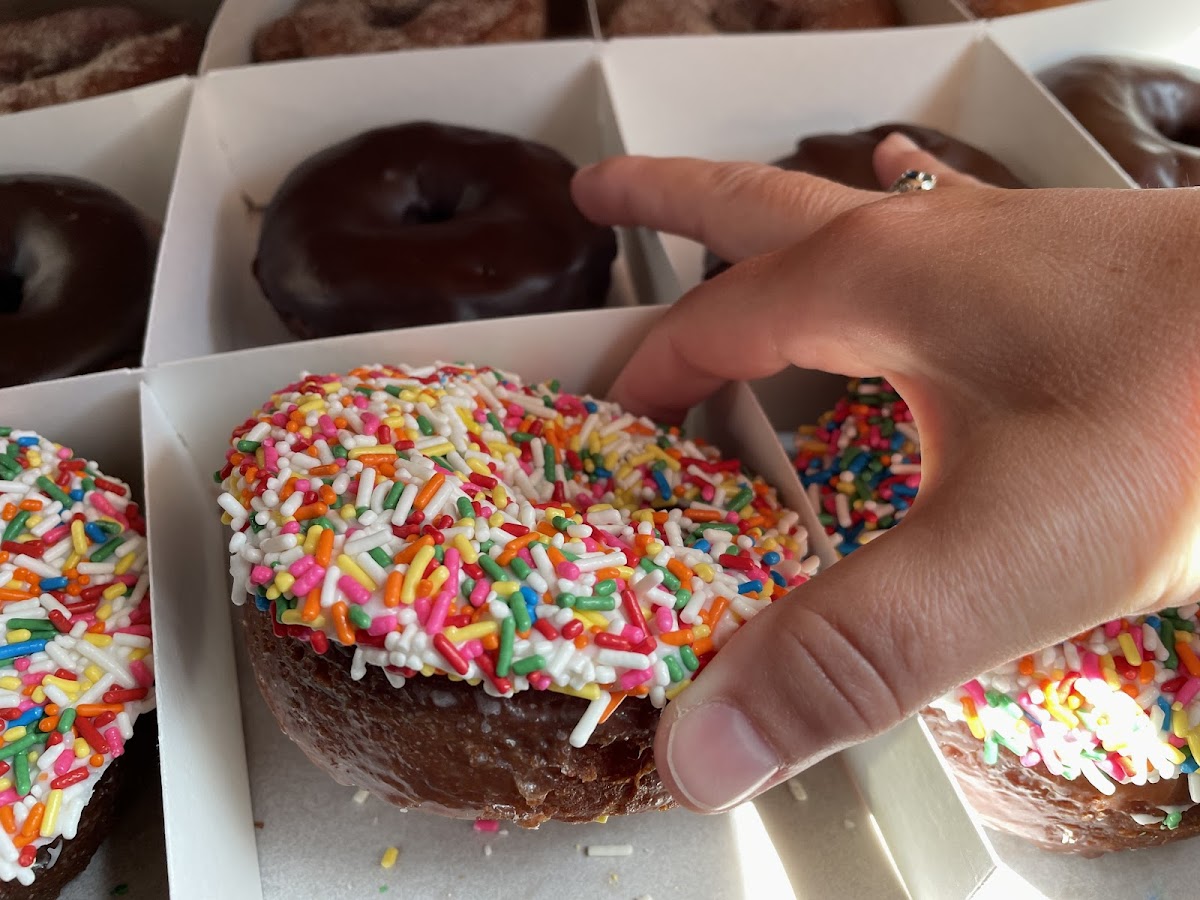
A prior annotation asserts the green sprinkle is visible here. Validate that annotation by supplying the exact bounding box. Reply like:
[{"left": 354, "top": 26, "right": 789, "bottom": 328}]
[
  {"left": 383, "top": 481, "right": 405, "bottom": 510},
  {"left": 236, "top": 440, "right": 261, "bottom": 453},
  {"left": 461, "top": 577, "right": 476, "bottom": 598},
  {"left": 348, "top": 605, "right": 372, "bottom": 629},
  {"left": 1164, "top": 811, "right": 1183, "bottom": 830},
  {"left": 456, "top": 497, "right": 475, "bottom": 520},
  {"left": 486, "top": 412, "right": 504, "bottom": 433},
  {"left": 433, "top": 544, "right": 445, "bottom": 562},
  {"left": 725, "top": 486, "right": 753, "bottom": 512},
  {"left": 0, "top": 733, "right": 41, "bottom": 762},
  {"left": 543, "top": 445, "right": 556, "bottom": 481},
  {"left": 510, "top": 557, "right": 532, "bottom": 580},
  {"left": 665, "top": 655, "right": 685, "bottom": 683},
  {"left": 311, "top": 516, "right": 336, "bottom": 533},
  {"left": 4, "top": 619, "right": 55, "bottom": 633},
  {"left": 416, "top": 415, "right": 435, "bottom": 436},
  {"left": 512, "top": 655, "right": 546, "bottom": 675},
  {"left": 556, "top": 593, "right": 577, "bottom": 609},
  {"left": 478, "top": 540, "right": 495, "bottom": 555},
  {"left": 680, "top": 646, "right": 699, "bottom": 671},
  {"left": 575, "top": 596, "right": 617, "bottom": 611},
  {"left": 479, "top": 555, "right": 506, "bottom": 583},
  {"left": 511, "top": 432, "right": 534, "bottom": 443},
  {"left": 14, "top": 751, "right": 30, "bottom": 797},
  {"left": 552, "top": 516, "right": 572, "bottom": 532},
  {"left": 369, "top": 547, "right": 392, "bottom": 569},
  {"left": 594, "top": 579, "right": 617, "bottom": 596},
  {"left": 81, "top": 477, "right": 96, "bottom": 493},
  {"left": 385, "top": 385, "right": 403, "bottom": 398},
  {"left": 57, "top": 708, "right": 76, "bottom": 734},
  {"left": 3, "top": 510, "right": 30, "bottom": 542},
  {"left": 497, "top": 616, "right": 515, "bottom": 677},
  {"left": 332, "top": 445, "right": 349, "bottom": 459},
  {"left": 673, "top": 590, "right": 691, "bottom": 611},
  {"left": 90, "top": 536, "right": 125, "bottom": 562},
  {"left": 94, "top": 520, "right": 122, "bottom": 535},
  {"left": 0, "top": 428, "right": 10, "bottom": 437},
  {"left": 508, "top": 595, "right": 531, "bottom": 634},
  {"left": 697, "top": 522, "right": 740, "bottom": 536},
  {"left": 660, "top": 570, "right": 681, "bottom": 592},
  {"left": 982, "top": 736, "right": 999, "bottom": 766}
]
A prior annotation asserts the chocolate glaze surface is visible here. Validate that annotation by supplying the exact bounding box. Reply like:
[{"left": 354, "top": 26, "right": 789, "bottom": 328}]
[
  {"left": 0, "top": 176, "right": 157, "bottom": 388},
  {"left": 253, "top": 122, "right": 617, "bottom": 339},
  {"left": 241, "top": 604, "right": 672, "bottom": 826},
  {"left": 923, "top": 711, "right": 1200, "bottom": 855},
  {"left": 1042, "top": 56, "right": 1200, "bottom": 189},
  {"left": 704, "top": 123, "right": 1024, "bottom": 278}
]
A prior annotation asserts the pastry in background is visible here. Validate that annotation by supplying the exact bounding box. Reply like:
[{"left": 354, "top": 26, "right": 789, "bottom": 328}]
[
  {"left": 600, "top": 0, "right": 900, "bottom": 36},
  {"left": 253, "top": 0, "right": 548, "bottom": 62},
  {"left": 253, "top": 122, "right": 617, "bottom": 338},
  {"left": 0, "top": 5, "right": 202, "bottom": 114},
  {"left": 961, "top": 0, "right": 1090, "bottom": 17},
  {"left": 1041, "top": 56, "right": 1200, "bottom": 189},
  {"left": 0, "top": 175, "right": 158, "bottom": 387}
]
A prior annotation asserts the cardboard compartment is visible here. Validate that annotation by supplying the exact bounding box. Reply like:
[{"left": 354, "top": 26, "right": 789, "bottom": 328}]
[
  {"left": 146, "top": 42, "right": 662, "bottom": 367},
  {"left": 604, "top": 22, "right": 1129, "bottom": 297},
  {"left": 0, "top": 76, "right": 192, "bottom": 227},
  {"left": 0, "top": 371, "right": 167, "bottom": 899},
  {"left": 989, "top": 0, "right": 1200, "bottom": 188},
  {"left": 202, "top": 0, "right": 593, "bottom": 71},
  {"left": 593, "top": 0, "right": 968, "bottom": 35},
  {"left": 140, "top": 304, "right": 920, "bottom": 899}
]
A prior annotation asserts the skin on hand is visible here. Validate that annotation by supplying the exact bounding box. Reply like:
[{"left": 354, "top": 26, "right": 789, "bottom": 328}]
[{"left": 570, "top": 134, "right": 1200, "bottom": 814}]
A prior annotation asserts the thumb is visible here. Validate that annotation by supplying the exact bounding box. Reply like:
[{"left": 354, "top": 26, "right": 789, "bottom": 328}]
[{"left": 872, "top": 131, "right": 986, "bottom": 190}]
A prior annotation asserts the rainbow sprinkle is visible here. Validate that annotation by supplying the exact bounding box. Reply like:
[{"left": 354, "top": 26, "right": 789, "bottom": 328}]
[
  {"left": 216, "top": 364, "right": 818, "bottom": 746},
  {"left": 0, "top": 430, "right": 152, "bottom": 886},
  {"left": 794, "top": 377, "right": 919, "bottom": 557}
]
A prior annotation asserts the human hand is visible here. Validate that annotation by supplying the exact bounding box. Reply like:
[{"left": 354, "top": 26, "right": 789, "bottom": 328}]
[{"left": 570, "top": 134, "right": 1200, "bottom": 813}]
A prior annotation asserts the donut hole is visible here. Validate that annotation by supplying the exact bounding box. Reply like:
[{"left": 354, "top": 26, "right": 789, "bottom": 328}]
[
  {"left": 1165, "top": 123, "right": 1200, "bottom": 148},
  {"left": 400, "top": 182, "right": 489, "bottom": 226},
  {"left": 368, "top": 1, "right": 428, "bottom": 30},
  {"left": 0, "top": 272, "right": 23, "bottom": 314}
]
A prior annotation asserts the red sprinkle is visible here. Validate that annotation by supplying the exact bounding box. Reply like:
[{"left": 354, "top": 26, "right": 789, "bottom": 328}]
[
  {"left": 432, "top": 633, "right": 470, "bottom": 676},
  {"left": 50, "top": 767, "right": 89, "bottom": 790}
]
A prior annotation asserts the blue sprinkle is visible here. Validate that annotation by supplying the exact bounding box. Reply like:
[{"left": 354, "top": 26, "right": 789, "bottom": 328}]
[
  {"left": 519, "top": 585, "right": 539, "bottom": 616},
  {"left": 652, "top": 470, "right": 671, "bottom": 501},
  {"left": 1157, "top": 696, "right": 1173, "bottom": 724},
  {"left": 84, "top": 523, "right": 107, "bottom": 544},
  {"left": 0, "top": 639, "right": 48, "bottom": 661},
  {"left": 8, "top": 707, "right": 44, "bottom": 729},
  {"left": 770, "top": 571, "right": 786, "bottom": 588},
  {"left": 254, "top": 594, "right": 270, "bottom": 612},
  {"left": 891, "top": 485, "right": 918, "bottom": 498},
  {"left": 584, "top": 401, "right": 598, "bottom": 413},
  {"left": 1183, "top": 757, "right": 1200, "bottom": 774},
  {"left": 737, "top": 580, "right": 764, "bottom": 595},
  {"left": 593, "top": 468, "right": 611, "bottom": 480},
  {"left": 692, "top": 539, "right": 711, "bottom": 554},
  {"left": 838, "top": 541, "right": 859, "bottom": 556},
  {"left": 69, "top": 490, "right": 85, "bottom": 502},
  {"left": 762, "top": 551, "right": 781, "bottom": 566},
  {"left": 15, "top": 437, "right": 38, "bottom": 447},
  {"left": 39, "top": 577, "right": 69, "bottom": 592},
  {"left": 848, "top": 455, "right": 869, "bottom": 474},
  {"left": 1146, "top": 616, "right": 1161, "bottom": 629}
]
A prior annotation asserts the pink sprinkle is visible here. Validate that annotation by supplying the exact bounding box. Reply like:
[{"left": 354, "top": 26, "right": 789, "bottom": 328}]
[
  {"left": 474, "top": 819, "right": 500, "bottom": 833},
  {"left": 249, "top": 565, "right": 274, "bottom": 586},
  {"left": 56, "top": 447, "right": 72, "bottom": 460},
  {"left": 368, "top": 615, "right": 398, "bottom": 636},
  {"left": 581, "top": 537, "right": 600, "bottom": 552},
  {"left": 621, "top": 625, "right": 645, "bottom": 644},
  {"left": 528, "top": 672, "right": 551, "bottom": 691},
  {"left": 1082, "top": 651, "right": 1101, "bottom": 680},
  {"left": 19, "top": 674, "right": 41, "bottom": 687},
  {"left": 962, "top": 680, "right": 986, "bottom": 707},
  {"left": 1019, "top": 751, "right": 1041, "bottom": 768},
  {"left": 654, "top": 607, "right": 674, "bottom": 633},
  {"left": 1103, "top": 620, "right": 1122, "bottom": 639},
  {"left": 130, "top": 660, "right": 153, "bottom": 688},
  {"left": 295, "top": 480, "right": 311, "bottom": 493},
  {"left": 337, "top": 576, "right": 370, "bottom": 606},
  {"left": 414, "top": 597, "right": 431, "bottom": 626},
  {"left": 263, "top": 446, "right": 279, "bottom": 474},
  {"left": 105, "top": 728, "right": 125, "bottom": 758},
  {"left": 557, "top": 561, "right": 580, "bottom": 579},
  {"left": 1178, "top": 678, "right": 1200, "bottom": 708},
  {"left": 1169, "top": 734, "right": 1187, "bottom": 748},
  {"left": 724, "top": 512, "right": 739, "bottom": 524},
  {"left": 461, "top": 639, "right": 484, "bottom": 660},
  {"left": 0, "top": 790, "right": 17, "bottom": 806},
  {"left": 426, "top": 594, "right": 452, "bottom": 635},
  {"left": 53, "top": 753, "right": 73, "bottom": 777},
  {"left": 113, "top": 625, "right": 152, "bottom": 637},
  {"left": 42, "top": 524, "right": 71, "bottom": 545},
  {"left": 292, "top": 567, "right": 326, "bottom": 596},
  {"left": 469, "top": 579, "right": 491, "bottom": 608},
  {"left": 618, "top": 668, "right": 653, "bottom": 691},
  {"left": 361, "top": 413, "right": 380, "bottom": 436},
  {"left": 281, "top": 521, "right": 300, "bottom": 535},
  {"left": 289, "top": 556, "right": 317, "bottom": 578},
  {"left": 13, "top": 659, "right": 28, "bottom": 673},
  {"left": 517, "top": 548, "right": 534, "bottom": 568}
]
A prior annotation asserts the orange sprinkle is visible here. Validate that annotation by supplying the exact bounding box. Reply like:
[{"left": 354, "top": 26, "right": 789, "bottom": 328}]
[
  {"left": 497, "top": 532, "right": 539, "bottom": 566},
  {"left": 331, "top": 602, "right": 354, "bottom": 646},
  {"left": 482, "top": 634, "right": 499, "bottom": 652},
  {"left": 599, "top": 693, "right": 627, "bottom": 724},
  {"left": 703, "top": 596, "right": 729, "bottom": 627},
  {"left": 43, "top": 705, "right": 58, "bottom": 717},
  {"left": 413, "top": 472, "right": 445, "bottom": 511},
  {"left": 1018, "top": 655, "right": 1035, "bottom": 677},
  {"left": 308, "top": 464, "right": 339, "bottom": 477},
  {"left": 1139, "top": 661, "right": 1155, "bottom": 685},
  {"left": 300, "top": 588, "right": 321, "bottom": 623},
  {"left": 16, "top": 499, "right": 42, "bottom": 512},
  {"left": 19, "top": 804, "right": 43, "bottom": 839},
  {"left": 1120, "top": 684, "right": 1140, "bottom": 700},
  {"left": 383, "top": 570, "right": 403, "bottom": 608},
  {"left": 318, "top": 485, "right": 337, "bottom": 505},
  {"left": 0, "top": 807, "right": 15, "bottom": 835},
  {"left": 666, "top": 559, "right": 693, "bottom": 583},
  {"left": 394, "top": 535, "right": 433, "bottom": 566},
  {"left": 692, "top": 637, "right": 714, "bottom": 656},
  {"left": 0, "top": 589, "right": 36, "bottom": 602},
  {"left": 660, "top": 629, "right": 695, "bottom": 646},
  {"left": 294, "top": 502, "right": 328, "bottom": 521},
  {"left": 89, "top": 754, "right": 105, "bottom": 768},
  {"left": 0, "top": 504, "right": 14, "bottom": 522},
  {"left": 1177, "top": 639, "right": 1200, "bottom": 677},
  {"left": 76, "top": 704, "right": 122, "bottom": 717},
  {"left": 595, "top": 567, "right": 623, "bottom": 582},
  {"left": 315, "top": 529, "right": 335, "bottom": 567},
  {"left": 38, "top": 716, "right": 58, "bottom": 733},
  {"left": 356, "top": 455, "right": 395, "bottom": 467},
  {"left": 573, "top": 635, "right": 588, "bottom": 650},
  {"left": 686, "top": 509, "right": 723, "bottom": 523},
  {"left": 547, "top": 546, "right": 567, "bottom": 568}
]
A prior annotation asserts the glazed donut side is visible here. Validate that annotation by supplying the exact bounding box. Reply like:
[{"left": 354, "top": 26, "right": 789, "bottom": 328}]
[
  {"left": 253, "top": 122, "right": 617, "bottom": 338},
  {"left": 0, "top": 176, "right": 158, "bottom": 387},
  {"left": 1041, "top": 57, "right": 1200, "bottom": 189},
  {"left": 253, "top": 0, "right": 547, "bottom": 63}
]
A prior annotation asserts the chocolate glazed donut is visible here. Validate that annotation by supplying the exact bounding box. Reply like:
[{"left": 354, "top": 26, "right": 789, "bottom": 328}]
[
  {"left": 1041, "top": 57, "right": 1200, "bottom": 189},
  {"left": 704, "top": 123, "right": 1024, "bottom": 278},
  {"left": 0, "top": 176, "right": 157, "bottom": 388},
  {"left": 241, "top": 605, "right": 671, "bottom": 826},
  {"left": 253, "top": 123, "right": 618, "bottom": 339}
]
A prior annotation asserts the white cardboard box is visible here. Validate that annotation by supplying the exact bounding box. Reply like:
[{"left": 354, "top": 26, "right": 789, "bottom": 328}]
[
  {"left": 603, "top": 22, "right": 1129, "bottom": 295},
  {"left": 0, "top": 371, "right": 169, "bottom": 899},
  {"left": 989, "top": 0, "right": 1200, "bottom": 189},
  {"left": 145, "top": 41, "right": 660, "bottom": 367},
  {"left": 139, "top": 304, "right": 920, "bottom": 900}
]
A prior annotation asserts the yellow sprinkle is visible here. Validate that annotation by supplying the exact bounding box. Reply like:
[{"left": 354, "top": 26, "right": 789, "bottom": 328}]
[
  {"left": 964, "top": 710, "right": 986, "bottom": 741},
  {"left": 84, "top": 666, "right": 103, "bottom": 684},
  {"left": 2, "top": 727, "right": 26, "bottom": 743},
  {"left": 488, "top": 512, "right": 505, "bottom": 528},
  {"left": 1165, "top": 743, "right": 1188, "bottom": 765},
  {"left": 0, "top": 778, "right": 10, "bottom": 792},
  {"left": 544, "top": 507, "right": 564, "bottom": 522},
  {"left": 64, "top": 552, "right": 81, "bottom": 572},
  {"left": 381, "top": 846, "right": 399, "bottom": 869},
  {"left": 645, "top": 541, "right": 664, "bottom": 557},
  {"left": 42, "top": 676, "right": 80, "bottom": 694},
  {"left": 651, "top": 446, "right": 681, "bottom": 471},
  {"left": 280, "top": 610, "right": 302, "bottom": 626},
  {"left": 695, "top": 564, "right": 715, "bottom": 584},
  {"left": 402, "top": 545, "right": 436, "bottom": 603},
  {"left": 1117, "top": 633, "right": 1142, "bottom": 667},
  {"left": 265, "top": 586, "right": 281, "bottom": 601},
  {"left": 296, "top": 398, "right": 325, "bottom": 413},
  {"left": 576, "top": 611, "right": 608, "bottom": 630},
  {"left": 453, "top": 534, "right": 478, "bottom": 565},
  {"left": 615, "top": 566, "right": 634, "bottom": 581},
  {"left": 382, "top": 416, "right": 408, "bottom": 428},
  {"left": 421, "top": 443, "right": 454, "bottom": 458},
  {"left": 129, "top": 649, "right": 149, "bottom": 661},
  {"left": 102, "top": 583, "right": 127, "bottom": 602},
  {"left": 492, "top": 582, "right": 520, "bottom": 598},
  {"left": 274, "top": 572, "right": 296, "bottom": 594},
  {"left": 425, "top": 566, "right": 449, "bottom": 597},
  {"left": 692, "top": 624, "right": 712, "bottom": 640},
  {"left": 29, "top": 688, "right": 44, "bottom": 704},
  {"left": 5, "top": 630, "right": 30, "bottom": 644},
  {"left": 466, "top": 457, "right": 491, "bottom": 476},
  {"left": 337, "top": 555, "right": 378, "bottom": 591},
  {"left": 456, "top": 408, "right": 482, "bottom": 435},
  {"left": 303, "top": 525, "right": 324, "bottom": 555},
  {"left": 83, "top": 634, "right": 113, "bottom": 647},
  {"left": 73, "top": 739, "right": 89, "bottom": 759},
  {"left": 443, "top": 622, "right": 499, "bottom": 643},
  {"left": 592, "top": 815, "right": 609, "bottom": 824},
  {"left": 220, "top": 513, "right": 232, "bottom": 526},
  {"left": 626, "top": 451, "right": 655, "bottom": 469},
  {"left": 665, "top": 680, "right": 692, "bottom": 701},
  {"left": 420, "top": 665, "right": 436, "bottom": 677},
  {"left": 587, "top": 504, "right": 614, "bottom": 513},
  {"left": 70, "top": 520, "right": 88, "bottom": 556},
  {"left": 615, "top": 466, "right": 633, "bottom": 482},
  {"left": 348, "top": 446, "right": 397, "bottom": 459},
  {"left": 321, "top": 382, "right": 342, "bottom": 394},
  {"left": 486, "top": 442, "right": 518, "bottom": 459},
  {"left": 298, "top": 427, "right": 313, "bottom": 440},
  {"left": 549, "top": 683, "right": 602, "bottom": 701},
  {"left": 340, "top": 505, "right": 358, "bottom": 521},
  {"left": 114, "top": 552, "right": 137, "bottom": 576},
  {"left": 0, "top": 677, "right": 19, "bottom": 691},
  {"left": 40, "top": 790, "right": 62, "bottom": 838},
  {"left": 96, "top": 603, "right": 112, "bottom": 622},
  {"left": 493, "top": 484, "right": 508, "bottom": 508}
]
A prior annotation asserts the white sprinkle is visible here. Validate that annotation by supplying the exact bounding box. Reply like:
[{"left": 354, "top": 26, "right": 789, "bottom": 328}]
[{"left": 585, "top": 844, "right": 633, "bottom": 857}]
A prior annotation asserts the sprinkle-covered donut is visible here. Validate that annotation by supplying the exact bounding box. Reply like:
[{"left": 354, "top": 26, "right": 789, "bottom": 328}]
[
  {"left": 252, "top": 0, "right": 547, "bottom": 63},
  {"left": 1041, "top": 57, "right": 1200, "bottom": 189},
  {"left": 0, "top": 5, "right": 202, "bottom": 115},
  {"left": 217, "top": 364, "right": 818, "bottom": 824},
  {"left": 0, "top": 430, "right": 153, "bottom": 889},
  {"left": 253, "top": 123, "right": 618, "bottom": 340},
  {"left": 600, "top": 0, "right": 899, "bottom": 35},
  {"left": 0, "top": 175, "right": 158, "bottom": 388}
]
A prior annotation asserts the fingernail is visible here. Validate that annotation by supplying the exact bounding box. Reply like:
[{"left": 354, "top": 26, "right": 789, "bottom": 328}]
[
  {"left": 879, "top": 131, "right": 919, "bottom": 152},
  {"left": 665, "top": 701, "right": 780, "bottom": 812}
]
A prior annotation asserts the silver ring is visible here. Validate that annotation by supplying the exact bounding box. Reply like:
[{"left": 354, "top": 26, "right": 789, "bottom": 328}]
[{"left": 888, "top": 170, "right": 937, "bottom": 193}]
